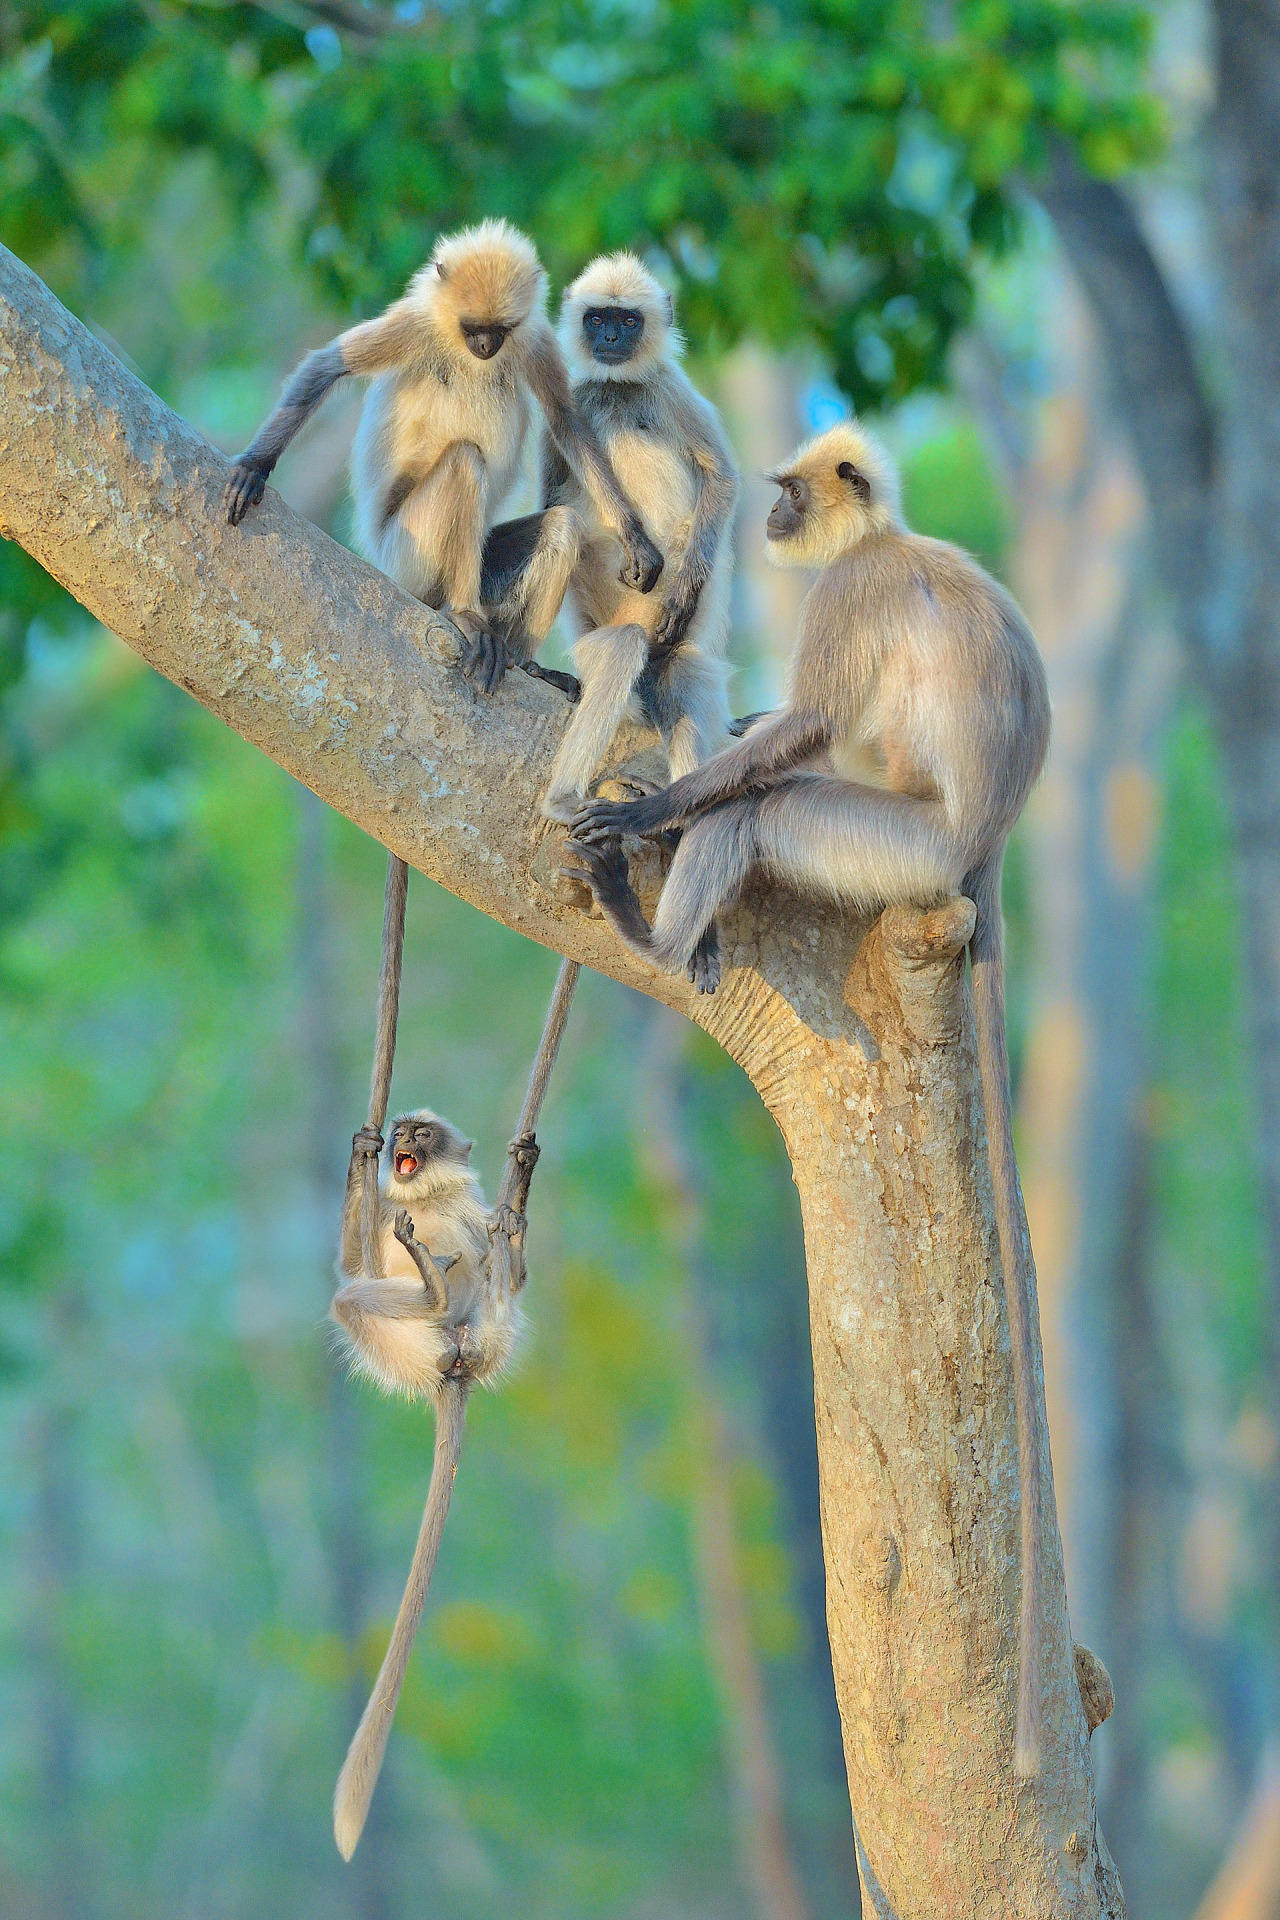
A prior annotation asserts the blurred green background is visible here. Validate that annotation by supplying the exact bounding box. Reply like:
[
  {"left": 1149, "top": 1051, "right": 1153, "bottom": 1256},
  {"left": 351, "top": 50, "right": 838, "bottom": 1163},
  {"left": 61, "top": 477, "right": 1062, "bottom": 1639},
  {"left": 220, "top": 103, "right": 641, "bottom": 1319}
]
[{"left": 0, "top": 4, "right": 1271, "bottom": 1916}]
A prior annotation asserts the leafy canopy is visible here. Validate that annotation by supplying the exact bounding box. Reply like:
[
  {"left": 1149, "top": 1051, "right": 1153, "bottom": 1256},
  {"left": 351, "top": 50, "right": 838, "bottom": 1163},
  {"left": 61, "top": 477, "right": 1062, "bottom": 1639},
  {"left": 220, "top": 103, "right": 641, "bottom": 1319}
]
[{"left": 4, "top": 0, "right": 1158, "bottom": 405}]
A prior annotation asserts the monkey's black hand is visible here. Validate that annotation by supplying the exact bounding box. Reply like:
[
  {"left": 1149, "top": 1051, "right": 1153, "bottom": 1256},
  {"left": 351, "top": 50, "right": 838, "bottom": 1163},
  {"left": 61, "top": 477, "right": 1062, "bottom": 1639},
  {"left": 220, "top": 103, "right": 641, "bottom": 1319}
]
[
  {"left": 353, "top": 1125, "right": 384, "bottom": 1160},
  {"left": 559, "top": 837, "right": 631, "bottom": 911},
  {"left": 508, "top": 1130, "right": 540, "bottom": 1172},
  {"left": 493, "top": 1203, "right": 527, "bottom": 1243},
  {"left": 619, "top": 520, "right": 664, "bottom": 595},
  {"left": 224, "top": 458, "right": 271, "bottom": 526},
  {"left": 451, "top": 610, "right": 507, "bottom": 695},
  {"left": 569, "top": 790, "right": 672, "bottom": 844},
  {"left": 392, "top": 1208, "right": 416, "bottom": 1247},
  {"left": 652, "top": 576, "right": 700, "bottom": 651}
]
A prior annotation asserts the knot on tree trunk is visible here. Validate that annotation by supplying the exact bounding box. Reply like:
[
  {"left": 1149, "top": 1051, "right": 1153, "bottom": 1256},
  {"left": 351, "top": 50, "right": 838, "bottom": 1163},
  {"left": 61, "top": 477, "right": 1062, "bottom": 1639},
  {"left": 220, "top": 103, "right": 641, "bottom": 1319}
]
[{"left": 847, "top": 897, "right": 976, "bottom": 1048}]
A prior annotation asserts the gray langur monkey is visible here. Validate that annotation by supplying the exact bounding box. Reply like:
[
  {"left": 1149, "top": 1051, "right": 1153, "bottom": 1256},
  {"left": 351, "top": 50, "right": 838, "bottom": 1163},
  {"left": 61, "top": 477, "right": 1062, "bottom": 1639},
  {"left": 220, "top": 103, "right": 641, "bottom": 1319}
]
[
  {"left": 540, "top": 253, "right": 738, "bottom": 822},
  {"left": 223, "top": 219, "right": 663, "bottom": 694},
  {"left": 329, "top": 1108, "right": 530, "bottom": 1858},
  {"left": 566, "top": 420, "right": 1053, "bottom": 1777}
]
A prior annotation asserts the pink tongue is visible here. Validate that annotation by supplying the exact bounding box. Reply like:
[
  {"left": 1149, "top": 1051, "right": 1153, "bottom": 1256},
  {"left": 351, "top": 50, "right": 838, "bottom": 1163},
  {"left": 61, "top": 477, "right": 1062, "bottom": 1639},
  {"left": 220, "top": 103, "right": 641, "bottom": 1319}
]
[{"left": 397, "top": 1156, "right": 415, "bottom": 1175}]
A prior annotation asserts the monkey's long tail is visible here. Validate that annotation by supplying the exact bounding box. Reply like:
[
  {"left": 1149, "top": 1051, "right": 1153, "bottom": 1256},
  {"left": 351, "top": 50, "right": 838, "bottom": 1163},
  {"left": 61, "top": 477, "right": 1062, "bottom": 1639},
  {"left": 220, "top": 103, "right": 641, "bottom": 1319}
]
[
  {"left": 969, "top": 852, "right": 1043, "bottom": 1779},
  {"left": 333, "top": 1378, "right": 468, "bottom": 1859}
]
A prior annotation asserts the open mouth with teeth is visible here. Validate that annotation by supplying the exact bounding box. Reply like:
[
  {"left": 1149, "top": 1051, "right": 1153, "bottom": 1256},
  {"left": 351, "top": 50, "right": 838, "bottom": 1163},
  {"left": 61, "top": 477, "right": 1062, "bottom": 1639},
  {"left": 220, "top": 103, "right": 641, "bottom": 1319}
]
[{"left": 394, "top": 1151, "right": 420, "bottom": 1179}]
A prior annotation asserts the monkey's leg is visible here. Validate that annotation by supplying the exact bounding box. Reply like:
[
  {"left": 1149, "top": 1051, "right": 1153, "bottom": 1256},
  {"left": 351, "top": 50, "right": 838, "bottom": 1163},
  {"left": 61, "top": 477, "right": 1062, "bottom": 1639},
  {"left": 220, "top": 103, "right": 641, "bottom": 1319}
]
[
  {"left": 646, "top": 799, "right": 758, "bottom": 980},
  {"left": 481, "top": 507, "right": 583, "bottom": 666},
  {"left": 749, "top": 776, "right": 960, "bottom": 910},
  {"left": 648, "top": 647, "right": 731, "bottom": 780},
  {"left": 541, "top": 623, "right": 649, "bottom": 823},
  {"left": 379, "top": 444, "right": 502, "bottom": 693},
  {"left": 331, "top": 1277, "right": 441, "bottom": 1329}
]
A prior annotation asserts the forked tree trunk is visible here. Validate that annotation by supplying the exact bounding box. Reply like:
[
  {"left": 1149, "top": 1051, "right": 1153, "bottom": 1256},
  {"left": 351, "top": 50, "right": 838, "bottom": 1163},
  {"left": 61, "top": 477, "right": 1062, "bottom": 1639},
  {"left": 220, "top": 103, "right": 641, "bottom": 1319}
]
[{"left": 0, "top": 244, "right": 1121, "bottom": 1918}]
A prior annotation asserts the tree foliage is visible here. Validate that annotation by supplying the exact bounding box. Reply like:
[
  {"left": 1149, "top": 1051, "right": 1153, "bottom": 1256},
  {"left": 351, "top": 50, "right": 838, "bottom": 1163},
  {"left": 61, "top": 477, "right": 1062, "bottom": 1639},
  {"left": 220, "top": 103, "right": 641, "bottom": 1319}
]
[{"left": 5, "top": 0, "right": 1157, "bottom": 406}]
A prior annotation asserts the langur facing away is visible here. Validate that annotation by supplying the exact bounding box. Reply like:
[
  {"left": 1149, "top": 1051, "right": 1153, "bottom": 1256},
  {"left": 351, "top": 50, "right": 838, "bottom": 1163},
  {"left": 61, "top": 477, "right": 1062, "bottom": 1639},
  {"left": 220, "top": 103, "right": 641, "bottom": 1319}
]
[
  {"left": 540, "top": 253, "right": 738, "bottom": 820},
  {"left": 224, "top": 220, "right": 662, "bottom": 693},
  {"left": 566, "top": 420, "right": 1053, "bottom": 1778},
  {"left": 329, "top": 1109, "right": 523, "bottom": 1859}
]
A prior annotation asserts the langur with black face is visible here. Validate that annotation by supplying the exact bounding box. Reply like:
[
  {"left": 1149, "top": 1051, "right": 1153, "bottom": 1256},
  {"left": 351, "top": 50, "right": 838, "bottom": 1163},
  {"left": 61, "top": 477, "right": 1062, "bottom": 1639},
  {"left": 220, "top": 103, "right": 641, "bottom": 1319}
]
[
  {"left": 223, "top": 220, "right": 662, "bottom": 693},
  {"left": 566, "top": 421, "right": 1053, "bottom": 1778},
  {"left": 329, "top": 1109, "right": 523, "bottom": 1858},
  {"left": 540, "top": 254, "right": 738, "bottom": 822}
]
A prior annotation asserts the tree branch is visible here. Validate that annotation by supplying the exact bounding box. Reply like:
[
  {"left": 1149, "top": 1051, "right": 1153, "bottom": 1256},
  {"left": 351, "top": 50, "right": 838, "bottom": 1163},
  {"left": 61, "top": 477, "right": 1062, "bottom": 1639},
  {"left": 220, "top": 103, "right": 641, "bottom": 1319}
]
[{"left": 1032, "top": 154, "right": 1216, "bottom": 664}]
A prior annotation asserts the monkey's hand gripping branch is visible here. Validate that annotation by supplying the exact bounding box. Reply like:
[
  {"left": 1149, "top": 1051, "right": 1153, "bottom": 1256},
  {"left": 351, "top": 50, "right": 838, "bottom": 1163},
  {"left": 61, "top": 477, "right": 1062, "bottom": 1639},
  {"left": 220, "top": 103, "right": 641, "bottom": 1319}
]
[{"left": 485, "top": 1131, "right": 541, "bottom": 1296}]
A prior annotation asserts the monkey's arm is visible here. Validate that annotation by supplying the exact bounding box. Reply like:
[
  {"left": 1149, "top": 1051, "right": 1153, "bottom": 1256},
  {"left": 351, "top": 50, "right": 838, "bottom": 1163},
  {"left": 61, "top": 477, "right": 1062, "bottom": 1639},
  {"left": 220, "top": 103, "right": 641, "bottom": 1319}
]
[
  {"left": 340, "top": 1125, "right": 385, "bottom": 1276},
  {"left": 570, "top": 705, "right": 830, "bottom": 842},
  {"left": 539, "top": 432, "right": 574, "bottom": 511},
  {"left": 523, "top": 326, "right": 663, "bottom": 594},
  {"left": 653, "top": 400, "right": 739, "bottom": 651},
  {"left": 391, "top": 1209, "right": 455, "bottom": 1313},
  {"left": 224, "top": 301, "right": 423, "bottom": 526}
]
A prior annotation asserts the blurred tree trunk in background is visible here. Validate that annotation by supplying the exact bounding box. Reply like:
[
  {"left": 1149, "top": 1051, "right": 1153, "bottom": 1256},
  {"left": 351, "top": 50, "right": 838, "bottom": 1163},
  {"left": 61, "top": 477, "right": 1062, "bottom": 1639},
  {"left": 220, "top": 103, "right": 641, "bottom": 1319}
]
[
  {"left": 639, "top": 1009, "right": 814, "bottom": 1920},
  {"left": 1037, "top": 0, "right": 1280, "bottom": 1676},
  {"left": 29, "top": 1286, "right": 85, "bottom": 1920},
  {"left": 974, "top": 277, "right": 1171, "bottom": 1656}
]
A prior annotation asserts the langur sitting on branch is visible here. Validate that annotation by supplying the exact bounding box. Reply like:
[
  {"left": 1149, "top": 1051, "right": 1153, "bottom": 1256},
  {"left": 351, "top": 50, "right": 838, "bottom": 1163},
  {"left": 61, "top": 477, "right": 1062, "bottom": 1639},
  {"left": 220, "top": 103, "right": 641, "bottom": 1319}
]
[
  {"left": 566, "top": 420, "right": 1054, "bottom": 1779},
  {"left": 224, "top": 220, "right": 662, "bottom": 694},
  {"left": 329, "top": 1107, "right": 534, "bottom": 1859},
  {"left": 540, "top": 253, "right": 738, "bottom": 822}
]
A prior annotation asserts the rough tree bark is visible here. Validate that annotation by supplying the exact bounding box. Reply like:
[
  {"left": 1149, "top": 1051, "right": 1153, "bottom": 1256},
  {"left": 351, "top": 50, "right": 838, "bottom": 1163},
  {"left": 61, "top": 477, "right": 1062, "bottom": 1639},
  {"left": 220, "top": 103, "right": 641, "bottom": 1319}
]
[{"left": 0, "top": 244, "right": 1121, "bottom": 1918}]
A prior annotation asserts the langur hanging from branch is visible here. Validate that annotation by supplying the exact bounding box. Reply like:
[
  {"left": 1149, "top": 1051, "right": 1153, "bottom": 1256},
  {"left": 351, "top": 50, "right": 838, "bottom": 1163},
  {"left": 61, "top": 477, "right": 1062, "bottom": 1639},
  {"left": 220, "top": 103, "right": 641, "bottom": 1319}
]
[{"left": 329, "top": 854, "right": 578, "bottom": 1857}]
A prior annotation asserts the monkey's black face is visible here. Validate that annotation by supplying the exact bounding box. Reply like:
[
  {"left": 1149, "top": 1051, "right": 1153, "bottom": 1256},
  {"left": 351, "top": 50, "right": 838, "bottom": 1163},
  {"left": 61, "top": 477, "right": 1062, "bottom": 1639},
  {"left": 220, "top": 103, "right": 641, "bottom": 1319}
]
[
  {"left": 389, "top": 1120, "right": 444, "bottom": 1181},
  {"left": 461, "top": 321, "right": 510, "bottom": 361},
  {"left": 582, "top": 306, "right": 644, "bottom": 365},
  {"left": 766, "top": 475, "right": 810, "bottom": 542}
]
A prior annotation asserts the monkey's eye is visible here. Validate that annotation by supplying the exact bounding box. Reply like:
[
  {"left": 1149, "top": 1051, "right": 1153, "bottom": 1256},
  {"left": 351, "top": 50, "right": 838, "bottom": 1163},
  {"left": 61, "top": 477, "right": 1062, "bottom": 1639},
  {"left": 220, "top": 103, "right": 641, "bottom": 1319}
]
[{"left": 623, "top": 314, "right": 640, "bottom": 329}]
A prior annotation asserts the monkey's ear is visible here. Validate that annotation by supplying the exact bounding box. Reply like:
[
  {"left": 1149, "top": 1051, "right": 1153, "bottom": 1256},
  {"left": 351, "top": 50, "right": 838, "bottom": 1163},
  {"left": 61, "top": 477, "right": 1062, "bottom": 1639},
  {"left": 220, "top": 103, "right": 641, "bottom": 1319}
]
[
  {"left": 838, "top": 461, "right": 872, "bottom": 503},
  {"left": 460, "top": 1137, "right": 474, "bottom": 1159},
  {"left": 664, "top": 293, "right": 674, "bottom": 327},
  {"left": 435, "top": 260, "right": 447, "bottom": 279}
]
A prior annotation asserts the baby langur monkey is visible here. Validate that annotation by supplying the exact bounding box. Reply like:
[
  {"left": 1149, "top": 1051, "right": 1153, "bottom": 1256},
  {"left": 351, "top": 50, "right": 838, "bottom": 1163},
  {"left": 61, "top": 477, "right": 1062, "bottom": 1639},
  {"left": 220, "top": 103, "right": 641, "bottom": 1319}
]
[
  {"left": 567, "top": 421, "right": 1053, "bottom": 1778},
  {"left": 224, "top": 219, "right": 662, "bottom": 694},
  {"left": 540, "top": 254, "right": 737, "bottom": 822},
  {"left": 329, "top": 1109, "right": 526, "bottom": 1859}
]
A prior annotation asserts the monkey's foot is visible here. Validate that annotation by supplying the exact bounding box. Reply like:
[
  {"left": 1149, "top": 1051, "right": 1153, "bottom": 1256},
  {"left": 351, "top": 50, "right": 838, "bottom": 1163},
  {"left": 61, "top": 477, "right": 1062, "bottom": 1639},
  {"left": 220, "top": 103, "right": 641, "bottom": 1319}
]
[
  {"left": 688, "top": 924, "right": 721, "bottom": 994},
  {"left": 454, "top": 611, "right": 506, "bottom": 695},
  {"left": 521, "top": 661, "right": 582, "bottom": 703},
  {"left": 613, "top": 775, "right": 663, "bottom": 802}
]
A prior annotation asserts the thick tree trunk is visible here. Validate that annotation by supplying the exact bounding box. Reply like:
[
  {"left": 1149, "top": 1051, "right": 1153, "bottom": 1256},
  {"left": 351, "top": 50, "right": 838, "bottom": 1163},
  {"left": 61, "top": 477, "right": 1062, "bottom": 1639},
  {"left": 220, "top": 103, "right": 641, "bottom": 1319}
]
[{"left": 0, "top": 244, "right": 1120, "bottom": 1917}]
